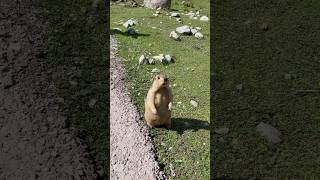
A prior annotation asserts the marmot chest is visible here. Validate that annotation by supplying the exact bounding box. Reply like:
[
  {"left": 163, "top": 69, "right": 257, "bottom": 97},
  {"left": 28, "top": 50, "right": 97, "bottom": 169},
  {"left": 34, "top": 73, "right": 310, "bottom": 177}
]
[{"left": 154, "top": 89, "right": 169, "bottom": 107}]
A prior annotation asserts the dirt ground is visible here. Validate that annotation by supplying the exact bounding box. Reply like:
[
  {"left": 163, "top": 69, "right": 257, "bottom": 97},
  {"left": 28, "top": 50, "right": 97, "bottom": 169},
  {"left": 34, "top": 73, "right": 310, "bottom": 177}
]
[
  {"left": 110, "top": 36, "right": 166, "bottom": 180},
  {"left": 0, "top": 1, "right": 98, "bottom": 179}
]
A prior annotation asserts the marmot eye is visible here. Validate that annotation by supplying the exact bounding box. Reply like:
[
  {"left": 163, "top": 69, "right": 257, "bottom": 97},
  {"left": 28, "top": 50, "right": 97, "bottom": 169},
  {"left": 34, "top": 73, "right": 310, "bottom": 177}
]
[{"left": 157, "top": 77, "right": 160, "bottom": 79}]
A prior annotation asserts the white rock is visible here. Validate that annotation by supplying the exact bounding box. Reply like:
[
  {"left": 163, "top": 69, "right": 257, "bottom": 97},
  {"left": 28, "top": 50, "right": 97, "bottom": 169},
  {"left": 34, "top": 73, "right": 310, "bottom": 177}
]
[
  {"left": 139, "top": 55, "right": 147, "bottom": 65},
  {"left": 148, "top": 58, "right": 156, "bottom": 64},
  {"left": 153, "top": 54, "right": 166, "bottom": 63},
  {"left": 123, "top": 19, "right": 136, "bottom": 28},
  {"left": 196, "top": 11, "right": 200, "bottom": 15},
  {"left": 191, "top": 29, "right": 198, "bottom": 35},
  {"left": 190, "top": 100, "right": 198, "bottom": 107},
  {"left": 200, "top": 16, "right": 209, "bottom": 21},
  {"left": 195, "top": 27, "right": 202, "bottom": 30},
  {"left": 153, "top": 13, "right": 159, "bottom": 16},
  {"left": 112, "top": 27, "right": 121, "bottom": 32},
  {"left": 171, "top": 12, "right": 180, "bottom": 17},
  {"left": 155, "top": 10, "right": 160, "bottom": 14},
  {"left": 165, "top": 54, "right": 172, "bottom": 62},
  {"left": 187, "top": 12, "right": 195, "bottom": 17},
  {"left": 193, "top": 17, "right": 198, "bottom": 20},
  {"left": 151, "top": 68, "right": 160, "bottom": 73},
  {"left": 169, "top": 31, "right": 180, "bottom": 41},
  {"left": 176, "top": 25, "right": 191, "bottom": 34},
  {"left": 195, "top": 32, "right": 203, "bottom": 38}
]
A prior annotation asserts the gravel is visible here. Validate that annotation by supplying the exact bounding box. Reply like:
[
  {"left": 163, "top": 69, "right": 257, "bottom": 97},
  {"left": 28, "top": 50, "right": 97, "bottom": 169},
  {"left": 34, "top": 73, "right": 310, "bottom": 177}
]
[
  {"left": 110, "top": 36, "right": 166, "bottom": 180},
  {"left": 0, "top": 1, "right": 98, "bottom": 179}
]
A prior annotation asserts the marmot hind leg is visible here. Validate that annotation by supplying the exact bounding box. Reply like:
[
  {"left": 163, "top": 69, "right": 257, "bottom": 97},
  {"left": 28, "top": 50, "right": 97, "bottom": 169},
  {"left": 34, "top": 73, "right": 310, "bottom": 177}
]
[{"left": 165, "top": 118, "right": 172, "bottom": 129}]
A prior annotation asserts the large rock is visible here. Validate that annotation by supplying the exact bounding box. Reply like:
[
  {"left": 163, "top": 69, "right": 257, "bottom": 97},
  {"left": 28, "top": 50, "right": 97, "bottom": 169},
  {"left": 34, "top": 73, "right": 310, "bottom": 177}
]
[
  {"left": 170, "top": 12, "right": 180, "bottom": 17},
  {"left": 123, "top": 19, "right": 136, "bottom": 28},
  {"left": 144, "top": 0, "right": 171, "bottom": 9},
  {"left": 176, "top": 25, "right": 191, "bottom": 34},
  {"left": 195, "top": 32, "right": 203, "bottom": 39},
  {"left": 169, "top": 31, "right": 180, "bottom": 41},
  {"left": 139, "top": 55, "right": 148, "bottom": 65},
  {"left": 200, "top": 16, "right": 209, "bottom": 22}
]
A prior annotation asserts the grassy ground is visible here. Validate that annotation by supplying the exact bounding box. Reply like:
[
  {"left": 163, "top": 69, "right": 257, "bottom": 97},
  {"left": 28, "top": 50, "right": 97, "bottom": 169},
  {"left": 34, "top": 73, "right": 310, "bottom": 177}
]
[
  {"left": 111, "top": 0, "right": 210, "bottom": 179},
  {"left": 35, "top": 0, "right": 108, "bottom": 178},
  {"left": 213, "top": 0, "right": 320, "bottom": 179}
]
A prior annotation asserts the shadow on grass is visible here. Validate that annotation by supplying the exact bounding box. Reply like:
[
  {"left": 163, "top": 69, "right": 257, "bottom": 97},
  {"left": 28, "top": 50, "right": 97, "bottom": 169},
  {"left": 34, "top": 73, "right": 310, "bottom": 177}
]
[
  {"left": 169, "top": 118, "right": 210, "bottom": 135},
  {"left": 110, "top": 29, "right": 150, "bottom": 39}
]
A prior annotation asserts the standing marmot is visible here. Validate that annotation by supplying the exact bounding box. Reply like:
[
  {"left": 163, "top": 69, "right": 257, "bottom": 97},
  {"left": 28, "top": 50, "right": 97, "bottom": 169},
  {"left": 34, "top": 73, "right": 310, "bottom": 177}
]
[{"left": 144, "top": 74, "right": 173, "bottom": 128}]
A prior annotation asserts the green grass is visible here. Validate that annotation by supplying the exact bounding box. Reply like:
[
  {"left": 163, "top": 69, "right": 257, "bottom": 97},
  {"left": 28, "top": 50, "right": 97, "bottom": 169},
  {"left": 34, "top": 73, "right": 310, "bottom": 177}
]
[
  {"left": 111, "top": 1, "right": 210, "bottom": 179},
  {"left": 213, "top": 0, "right": 320, "bottom": 178},
  {"left": 34, "top": 0, "right": 108, "bottom": 178}
]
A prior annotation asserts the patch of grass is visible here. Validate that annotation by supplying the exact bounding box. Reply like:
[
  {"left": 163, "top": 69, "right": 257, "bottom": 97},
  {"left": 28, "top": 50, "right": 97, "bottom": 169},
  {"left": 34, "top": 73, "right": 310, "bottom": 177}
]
[
  {"left": 35, "top": 0, "right": 108, "bottom": 178},
  {"left": 213, "top": 0, "right": 320, "bottom": 178},
  {"left": 111, "top": 0, "right": 210, "bottom": 179}
]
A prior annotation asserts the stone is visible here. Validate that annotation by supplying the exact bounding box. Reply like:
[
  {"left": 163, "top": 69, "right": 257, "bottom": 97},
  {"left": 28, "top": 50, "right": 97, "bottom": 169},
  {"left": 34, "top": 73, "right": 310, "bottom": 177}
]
[
  {"left": 191, "top": 29, "right": 198, "bottom": 35},
  {"left": 148, "top": 58, "right": 156, "bottom": 64},
  {"left": 153, "top": 54, "right": 166, "bottom": 63},
  {"left": 195, "top": 27, "right": 202, "bottom": 30},
  {"left": 194, "top": 32, "right": 203, "bottom": 39},
  {"left": 112, "top": 28, "right": 121, "bottom": 32},
  {"left": 164, "top": 54, "right": 172, "bottom": 62},
  {"left": 200, "top": 16, "right": 209, "bottom": 22},
  {"left": 151, "top": 68, "right": 160, "bottom": 73},
  {"left": 170, "top": 12, "right": 180, "bottom": 17},
  {"left": 123, "top": 19, "right": 136, "bottom": 28},
  {"left": 139, "top": 55, "right": 147, "bottom": 65},
  {"left": 261, "top": 23, "right": 269, "bottom": 31},
  {"left": 214, "top": 127, "right": 229, "bottom": 135},
  {"left": 256, "top": 122, "right": 281, "bottom": 144},
  {"left": 144, "top": 0, "right": 171, "bottom": 9},
  {"left": 190, "top": 100, "right": 198, "bottom": 107},
  {"left": 236, "top": 84, "right": 243, "bottom": 90},
  {"left": 176, "top": 25, "right": 191, "bottom": 34},
  {"left": 69, "top": 80, "right": 78, "bottom": 86},
  {"left": 169, "top": 31, "right": 180, "bottom": 41}
]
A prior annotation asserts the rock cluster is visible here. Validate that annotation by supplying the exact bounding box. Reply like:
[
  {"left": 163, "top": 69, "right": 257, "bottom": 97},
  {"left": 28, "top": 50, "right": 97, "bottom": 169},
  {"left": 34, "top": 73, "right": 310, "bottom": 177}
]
[
  {"left": 139, "top": 54, "right": 174, "bottom": 65},
  {"left": 172, "top": 25, "right": 204, "bottom": 39}
]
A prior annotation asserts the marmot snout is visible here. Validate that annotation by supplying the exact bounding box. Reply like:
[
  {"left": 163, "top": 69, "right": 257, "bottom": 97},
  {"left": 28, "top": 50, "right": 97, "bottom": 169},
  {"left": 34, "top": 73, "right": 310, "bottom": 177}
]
[{"left": 144, "top": 74, "right": 173, "bottom": 128}]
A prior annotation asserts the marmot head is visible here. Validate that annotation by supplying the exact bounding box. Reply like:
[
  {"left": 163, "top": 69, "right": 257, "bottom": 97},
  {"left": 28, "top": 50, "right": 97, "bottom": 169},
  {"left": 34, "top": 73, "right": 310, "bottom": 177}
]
[{"left": 152, "top": 74, "right": 169, "bottom": 88}]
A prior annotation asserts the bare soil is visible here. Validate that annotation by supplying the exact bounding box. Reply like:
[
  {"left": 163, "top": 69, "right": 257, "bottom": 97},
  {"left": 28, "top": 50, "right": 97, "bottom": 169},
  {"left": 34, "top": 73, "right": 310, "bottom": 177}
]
[{"left": 0, "top": 1, "right": 98, "bottom": 179}]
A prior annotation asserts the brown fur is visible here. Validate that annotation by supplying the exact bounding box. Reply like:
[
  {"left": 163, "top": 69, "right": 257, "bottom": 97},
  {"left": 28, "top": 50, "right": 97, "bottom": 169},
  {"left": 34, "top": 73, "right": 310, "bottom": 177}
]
[{"left": 144, "top": 74, "right": 173, "bottom": 128}]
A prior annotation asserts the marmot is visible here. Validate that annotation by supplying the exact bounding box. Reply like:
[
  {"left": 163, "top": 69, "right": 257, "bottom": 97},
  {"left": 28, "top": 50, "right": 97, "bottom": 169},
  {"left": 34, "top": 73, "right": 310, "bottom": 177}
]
[{"left": 144, "top": 74, "right": 173, "bottom": 129}]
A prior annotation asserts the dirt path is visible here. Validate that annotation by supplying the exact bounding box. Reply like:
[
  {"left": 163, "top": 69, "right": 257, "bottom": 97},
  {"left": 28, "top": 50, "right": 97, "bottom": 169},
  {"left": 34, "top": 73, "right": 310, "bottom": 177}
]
[
  {"left": 110, "top": 36, "right": 166, "bottom": 180},
  {"left": 0, "top": 1, "right": 97, "bottom": 179}
]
